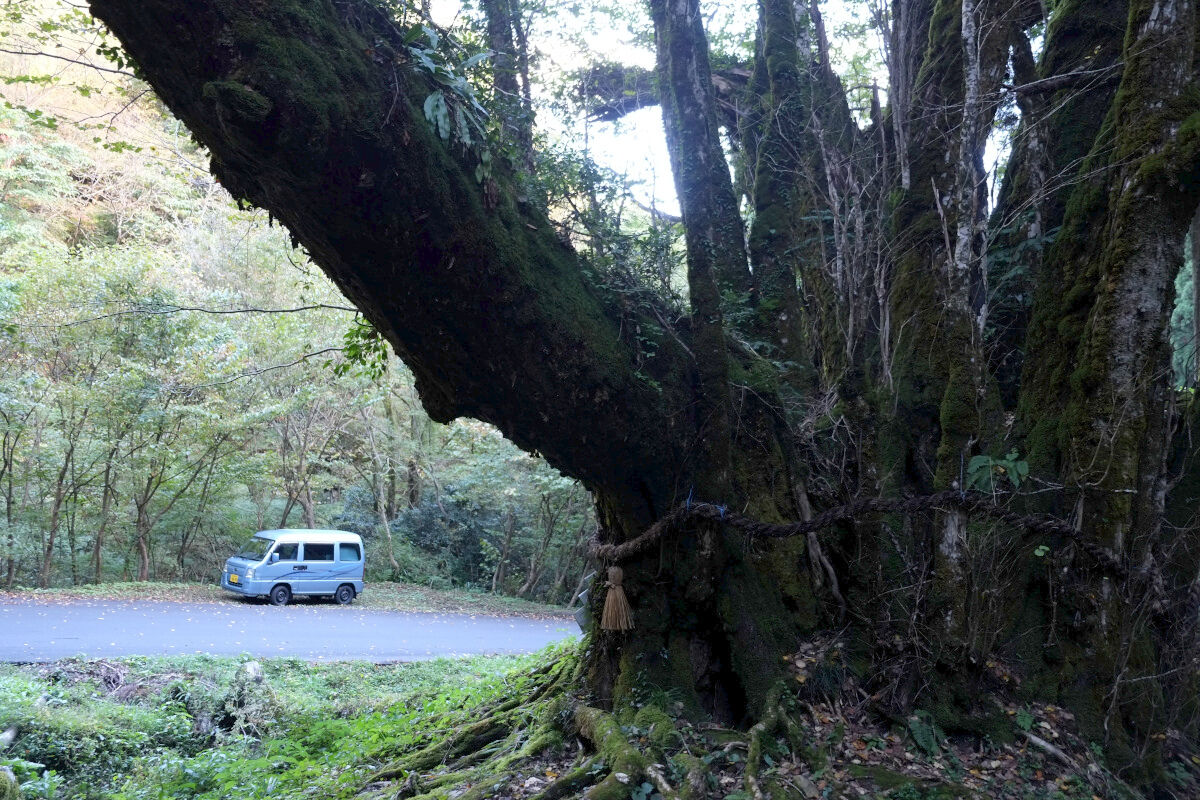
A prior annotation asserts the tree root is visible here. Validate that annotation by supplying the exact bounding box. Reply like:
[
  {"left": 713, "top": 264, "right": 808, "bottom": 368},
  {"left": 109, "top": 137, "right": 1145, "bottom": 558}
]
[
  {"left": 670, "top": 753, "right": 710, "bottom": 799},
  {"left": 744, "top": 683, "right": 789, "bottom": 800},
  {"left": 365, "top": 653, "right": 822, "bottom": 800},
  {"left": 372, "top": 715, "right": 514, "bottom": 780},
  {"left": 369, "top": 653, "right": 575, "bottom": 787},
  {"left": 373, "top": 677, "right": 809, "bottom": 800},
  {"left": 528, "top": 756, "right": 602, "bottom": 800},
  {"left": 573, "top": 705, "right": 681, "bottom": 799}
]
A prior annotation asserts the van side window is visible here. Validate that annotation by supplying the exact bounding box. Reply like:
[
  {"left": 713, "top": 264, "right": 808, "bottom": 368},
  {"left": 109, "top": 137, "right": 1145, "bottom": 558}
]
[
  {"left": 339, "top": 543, "right": 361, "bottom": 562},
  {"left": 304, "top": 543, "right": 335, "bottom": 561},
  {"left": 273, "top": 543, "right": 299, "bottom": 561}
]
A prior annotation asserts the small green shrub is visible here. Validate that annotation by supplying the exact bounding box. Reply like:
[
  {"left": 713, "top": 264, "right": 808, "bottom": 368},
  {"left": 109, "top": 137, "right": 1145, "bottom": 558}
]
[{"left": 0, "top": 673, "right": 199, "bottom": 797}]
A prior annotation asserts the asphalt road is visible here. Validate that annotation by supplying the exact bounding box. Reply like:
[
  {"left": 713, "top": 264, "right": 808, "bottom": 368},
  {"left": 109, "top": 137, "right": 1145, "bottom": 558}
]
[{"left": 0, "top": 598, "right": 577, "bottom": 662}]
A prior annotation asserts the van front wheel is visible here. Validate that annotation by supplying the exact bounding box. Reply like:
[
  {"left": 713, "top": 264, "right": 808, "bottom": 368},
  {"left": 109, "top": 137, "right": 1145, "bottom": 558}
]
[
  {"left": 269, "top": 585, "right": 291, "bottom": 606},
  {"left": 334, "top": 584, "right": 355, "bottom": 605}
]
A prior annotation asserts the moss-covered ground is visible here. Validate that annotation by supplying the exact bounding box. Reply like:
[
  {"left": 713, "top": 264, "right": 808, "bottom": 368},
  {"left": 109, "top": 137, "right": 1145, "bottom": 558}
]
[
  {"left": 3, "top": 640, "right": 1194, "bottom": 800},
  {"left": 0, "top": 649, "right": 554, "bottom": 799}
]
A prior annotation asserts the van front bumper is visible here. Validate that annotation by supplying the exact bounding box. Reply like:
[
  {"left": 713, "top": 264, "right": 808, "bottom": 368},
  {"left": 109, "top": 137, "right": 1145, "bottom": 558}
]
[{"left": 221, "top": 572, "right": 270, "bottom": 597}]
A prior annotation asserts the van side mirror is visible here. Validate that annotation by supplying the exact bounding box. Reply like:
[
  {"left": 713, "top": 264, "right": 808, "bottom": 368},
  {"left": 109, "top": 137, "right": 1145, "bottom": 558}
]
[{"left": 270, "top": 552, "right": 280, "bottom": 563}]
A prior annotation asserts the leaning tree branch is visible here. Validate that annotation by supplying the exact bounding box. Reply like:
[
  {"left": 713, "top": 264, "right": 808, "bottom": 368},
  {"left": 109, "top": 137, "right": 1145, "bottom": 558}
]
[
  {"left": 1003, "top": 63, "right": 1123, "bottom": 96},
  {"left": 579, "top": 61, "right": 751, "bottom": 122},
  {"left": 87, "top": 0, "right": 694, "bottom": 525}
]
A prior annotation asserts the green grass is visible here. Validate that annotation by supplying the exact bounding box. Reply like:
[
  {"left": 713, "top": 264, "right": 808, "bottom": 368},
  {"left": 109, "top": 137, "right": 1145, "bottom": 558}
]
[
  {"left": 0, "top": 647, "right": 565, "bottom": 799},
  {"left": 1, "top": 580, "right": 572, "bottom": 618}
]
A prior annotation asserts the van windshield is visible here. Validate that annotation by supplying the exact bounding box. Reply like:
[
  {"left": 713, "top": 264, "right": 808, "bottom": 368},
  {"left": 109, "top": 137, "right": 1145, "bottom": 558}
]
[{"left": 235, "top": 537, "right": 273, "bottom": 560}]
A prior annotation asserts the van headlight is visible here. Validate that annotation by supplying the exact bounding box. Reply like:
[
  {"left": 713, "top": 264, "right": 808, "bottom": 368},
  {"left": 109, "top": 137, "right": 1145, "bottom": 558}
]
[{"left": 245, "top": 568, "right": 255, "bottom": 580}]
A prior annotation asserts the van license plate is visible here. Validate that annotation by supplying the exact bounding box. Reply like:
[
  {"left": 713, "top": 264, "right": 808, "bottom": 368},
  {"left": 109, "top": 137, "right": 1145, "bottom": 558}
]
[{"left": 229, "top": 574, "right": 239, "bottom": 584}]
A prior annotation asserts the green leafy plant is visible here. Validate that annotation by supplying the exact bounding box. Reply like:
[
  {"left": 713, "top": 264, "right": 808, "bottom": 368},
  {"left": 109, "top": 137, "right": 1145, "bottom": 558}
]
[
  {"left": 401, "top": 23, "right": 494, "bottom": 176},
  {"left": 629, "top": 781, "right": 659, "bottom": 800},
  {"left": 333, "top": 317, "right": 390, "bottom": 379},
  {"left": 1166, "top": 759, "right": 1191, "bottom": 786},
  {"left": 967, "top": 449, "right": 1030, "bottom": 492},
  {"left": 906, "top": 711, "right": 944, "bottom": 757}
]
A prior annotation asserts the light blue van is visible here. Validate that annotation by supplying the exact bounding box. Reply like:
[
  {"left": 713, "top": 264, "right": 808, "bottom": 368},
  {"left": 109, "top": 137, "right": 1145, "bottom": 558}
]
[{"left": 221, "top": 529, "right": 365, "bottom": 606}]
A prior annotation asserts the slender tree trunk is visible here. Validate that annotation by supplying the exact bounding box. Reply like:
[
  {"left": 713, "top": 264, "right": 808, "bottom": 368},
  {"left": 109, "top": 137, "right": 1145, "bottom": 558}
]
[
  {"left": 299, "top": 486, "right": 316, "bottom": 529},
  {"left": 38, "top": 442, "right": 75, "bottom": 588},
  {"left": 179, "top": 457, "right": 218, "bottom": 575},
  {"left": 374, "top": 471, "right": 401, "bottom": 574},
  {"left": 491, "top": 509, "right": 515, "bottom": 594},
  {"left": 92, "top": 458, "right": 115, "bottom": 584},
  {"left": 406, "top": 458, "right": 420, "bottom": 508},
  {"left": 135, "top": 503, "right": 151, "bottom": 582},
  {"left": 66, "top": 491, "right": 79, "bottom": 586},
  {"left": 518, "top": 530, "right": 552, "bottom": 597},
  {"left": 566, "top": 568, "right": 590, "bottom": 610},
  {"left": 278, "top": 494, "right": 297, "bottom": 528},
  {"left": 2, "top": 426, "right": 15, "bottom": 589}
]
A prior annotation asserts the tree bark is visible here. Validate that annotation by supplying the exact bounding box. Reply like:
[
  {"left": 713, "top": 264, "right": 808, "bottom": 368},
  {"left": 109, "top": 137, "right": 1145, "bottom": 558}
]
[
  {"left": 1015, "top": 0, "right": 1200, "bottom": 772},
  {"left": 989, "top": 0, "right": 1128, "bottom": 403},
  {"left": 89, "top": 0, "right": 688, "bottom": 535},
  {"left": 91, "top": 453, "right": 116, "bottom": 584},
  {"left": 491, "top": 508, "right": 515, "bottom": 594}
]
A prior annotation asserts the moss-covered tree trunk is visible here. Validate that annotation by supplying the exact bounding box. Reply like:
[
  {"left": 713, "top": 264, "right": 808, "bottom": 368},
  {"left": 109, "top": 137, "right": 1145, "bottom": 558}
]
[
  {"left": 86, "top": 0, "right": 825, "bottom": 722},
  {"left": 87, "top": 0, "right": 1200, "bottom": 778},
  {"left": 1015, "top": 0, "right": 1200, "bottom": 772}
]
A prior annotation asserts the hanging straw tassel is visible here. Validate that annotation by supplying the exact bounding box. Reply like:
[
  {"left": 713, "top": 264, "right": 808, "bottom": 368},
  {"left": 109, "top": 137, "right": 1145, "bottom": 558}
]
[{"left": 600, "top": 565, "right": 633, "bottom": 631}]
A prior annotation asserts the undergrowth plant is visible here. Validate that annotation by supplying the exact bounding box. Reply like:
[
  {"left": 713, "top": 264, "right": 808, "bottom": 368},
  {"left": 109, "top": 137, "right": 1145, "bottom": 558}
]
[{"left": 0, "top": 650, "right": 545, "bottom": 799}]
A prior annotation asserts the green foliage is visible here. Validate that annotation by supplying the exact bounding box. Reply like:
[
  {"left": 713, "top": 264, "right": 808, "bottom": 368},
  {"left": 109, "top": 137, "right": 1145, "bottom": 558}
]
[
  {"left": 628, "top": 780, "right": 659, "bottom": 800},
  {"left": 966, "top": 449, "right": 1030, "bottom": 492},
  {"left": 0, "top": 672, "right": 199, "bottom": 797},
  {"left": 906, "top": 711, "right": 945, "bottom": 757},
  {"left": 401, "top": 21, "right": 493, "bottom": 170},
  {"left": 1170, "top": 230, "right": 1197, "bottom": 386},
  {"left": 0, "top": 648, "right": 557, "bottom": 800},
  {"left": 0, "top": 755, "right": 63, "bottom": 800},
  {"left": 0, "top": 106, "right": 82, "bottom": 244},
  {"left": 332, "top": 317, "right": 390, "bottom": 379},
  {"left": 0, "top": 38, "right": 592, "bottom": 597},
  {"left": 520, "top": 139, "right": 686, "bottom": 391}
]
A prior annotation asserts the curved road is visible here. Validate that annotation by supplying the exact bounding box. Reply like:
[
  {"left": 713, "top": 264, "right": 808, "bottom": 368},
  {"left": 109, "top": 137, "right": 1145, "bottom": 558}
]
[{"left": 0, "top": 599, "right": 577, "bottom": 662}]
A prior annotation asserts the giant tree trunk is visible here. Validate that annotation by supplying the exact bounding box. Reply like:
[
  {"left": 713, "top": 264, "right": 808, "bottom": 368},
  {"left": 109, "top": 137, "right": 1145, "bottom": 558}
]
[
  {"left": 87, "top": 0, "right": 1200, "bottom": 775},
  {"left": 86, "top": 0, "right": 819, "bottom": 721},
  {"left": 1014, "top": 0, "right": 1200, "bottom": 771}
]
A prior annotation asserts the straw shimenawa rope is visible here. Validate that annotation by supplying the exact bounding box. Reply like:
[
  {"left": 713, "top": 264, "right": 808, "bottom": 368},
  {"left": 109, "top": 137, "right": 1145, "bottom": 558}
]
[{"left": 589, "top": 489, "right": 1187, "bottom": 631}]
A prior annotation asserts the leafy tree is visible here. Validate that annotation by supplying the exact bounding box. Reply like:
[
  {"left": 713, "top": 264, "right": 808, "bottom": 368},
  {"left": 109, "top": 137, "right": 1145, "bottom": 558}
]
[{"left": 0, "top": 41, "right": 590, "bottom": 595}]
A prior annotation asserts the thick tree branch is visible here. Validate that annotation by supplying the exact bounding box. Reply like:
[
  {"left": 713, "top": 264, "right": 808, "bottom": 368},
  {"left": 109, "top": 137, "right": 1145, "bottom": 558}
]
[
  {"left": 86, "top": 0, "right": 692, "bottom": 525},
  {"left": 578, "top": 61, "right": 750, "bottom": 123},
  {"left": 1003, "top": 64, "right": 1123, "bottom": 97}
]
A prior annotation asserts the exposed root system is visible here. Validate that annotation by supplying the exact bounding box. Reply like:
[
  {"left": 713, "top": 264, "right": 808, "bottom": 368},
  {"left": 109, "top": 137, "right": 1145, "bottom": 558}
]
[{"left": 360, "top": 646, "right": 1196, "bottom": 800}]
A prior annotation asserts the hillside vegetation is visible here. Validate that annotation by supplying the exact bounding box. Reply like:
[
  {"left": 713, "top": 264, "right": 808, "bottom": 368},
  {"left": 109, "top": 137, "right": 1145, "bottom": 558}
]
[{"left": 0, "top": 30, "right": 592, "bottom": 602}]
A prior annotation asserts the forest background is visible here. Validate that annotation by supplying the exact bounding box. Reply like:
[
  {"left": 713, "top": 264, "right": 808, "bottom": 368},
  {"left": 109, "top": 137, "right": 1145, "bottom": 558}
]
[{"left": 0, "top": 0, "right": 598, "bottom": 601}]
